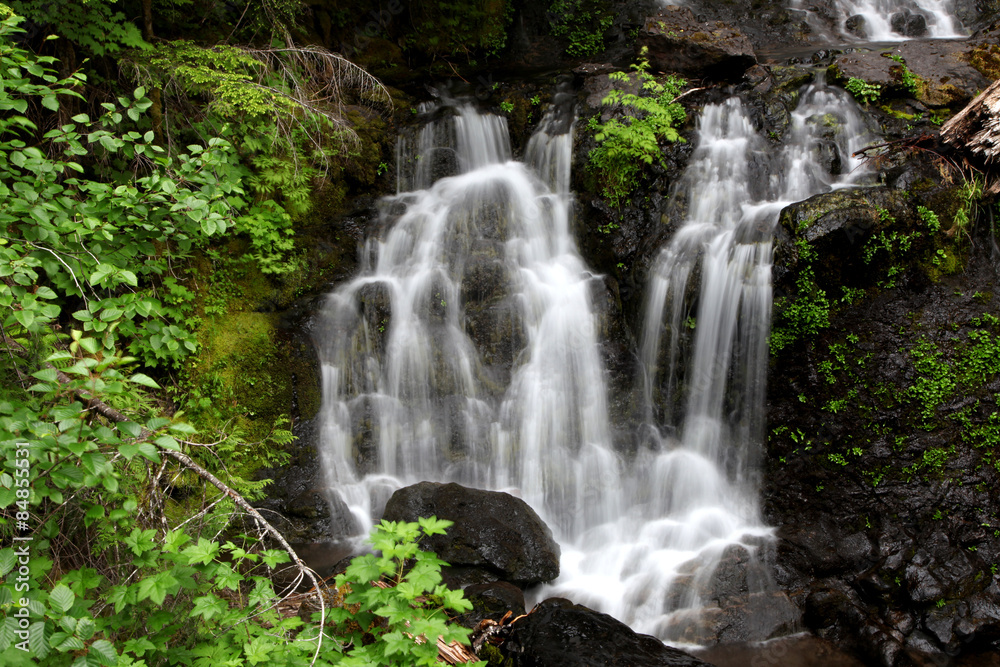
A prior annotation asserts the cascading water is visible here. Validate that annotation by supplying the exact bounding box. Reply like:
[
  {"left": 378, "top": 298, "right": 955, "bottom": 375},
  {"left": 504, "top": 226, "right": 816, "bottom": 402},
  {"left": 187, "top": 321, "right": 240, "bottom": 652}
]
[
  {"left": 792, "top": 0, "right": 965, "bottom": 39},
  {"left": 314, "top": 74, "right": 874, "bottom": 646},
  {"left": 314, "top": 100, "right": 618, "bottom": 543},
  {"left": 594, "top": 72, "right": 874, "bottom": 642}
]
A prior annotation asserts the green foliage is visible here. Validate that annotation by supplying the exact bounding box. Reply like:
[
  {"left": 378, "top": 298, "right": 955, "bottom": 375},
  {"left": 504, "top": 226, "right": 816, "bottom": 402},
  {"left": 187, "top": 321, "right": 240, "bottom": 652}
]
[
  {"left": 770, "top": 239, "right": 830, "bottom": 354},
  {"left": 7, "top": 0, "right": 147, "bottom": 57},
  {"left": 234, "top": 201, "right": 300, "bottom": 275},
  {"left": 548, "top": 0, "right": 613, "bottom": 57},
  {"left": 917, "top": 205, "right": 941, "bottom": 233},
  {"left": 588, "top": 50, "right": 687, "bottom": 207},
  {"left": 0, "top": 14, "right": 246, "bottom": 370},
  {"left": 407, "top": 0, "right": 513, "bottom": 57},
  {"left": 886, "top": 54, "right": 921, "bottom": 96},
  {"left": 331, "top": 518, "right": 484, "bottom": 667},
  {"left": 844, "top": 77, "right": 881, "bottom": 105},
  {"left": 952, "top": 176, "right": 984, "bottom": 238}
]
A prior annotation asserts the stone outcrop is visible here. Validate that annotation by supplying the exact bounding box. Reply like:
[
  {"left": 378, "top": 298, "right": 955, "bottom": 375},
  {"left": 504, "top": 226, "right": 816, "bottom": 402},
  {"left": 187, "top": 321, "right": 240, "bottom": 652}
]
[
  {"left": 636, "top": 7, "right": 756, "bottom": 81},
  {"left": 829, "top": 41, "right": 990, "bottom": 109}
]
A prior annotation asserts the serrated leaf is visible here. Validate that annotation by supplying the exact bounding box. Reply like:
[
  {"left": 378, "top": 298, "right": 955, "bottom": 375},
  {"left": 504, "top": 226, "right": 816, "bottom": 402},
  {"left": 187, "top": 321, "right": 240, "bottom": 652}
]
[
  {"left": 29, "top": 620, "right": 48, "bottom": 659},
  {"left": 89, "top": 639, "right": 117, "bottom": 665},
  {"left": 49, "top": 584, "right": 75, "bottom": 613},
  {"left": 154, "top": 434, "right": 179, "bottom": 450},
  {"left": 56, "top": 633, "right": 85, "bottom": 651},
  {"left": 0, "top": 549, "right": 16, "bottom": 576},
  {"left": 0, "top": 616, "right": 16, "bottom": 649},
  {"left": 31, "top": 367, "right": 58, "bottom": 383}
]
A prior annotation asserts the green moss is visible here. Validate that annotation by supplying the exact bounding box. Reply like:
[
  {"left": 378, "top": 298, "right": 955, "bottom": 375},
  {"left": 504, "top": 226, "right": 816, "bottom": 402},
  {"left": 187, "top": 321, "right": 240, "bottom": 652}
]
[
  {"left": 478, "top": 643, "right": 514, "bottom": 667},
  {"left": 188, "top": 311, "right": 320, "bottom": 435},
  {"left": 966, "top": 43, "right": 1000, "bottom": 80}
]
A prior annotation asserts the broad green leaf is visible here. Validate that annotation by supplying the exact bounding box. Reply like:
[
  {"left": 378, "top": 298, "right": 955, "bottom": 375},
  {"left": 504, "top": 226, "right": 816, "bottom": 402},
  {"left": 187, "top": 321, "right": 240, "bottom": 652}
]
[
  {"left": 129, "top": 373, "right": 160, "bottom": 388},
  {"left": 89, "top": 639, "right": 118, "bottom": 665},
  {"left": 0, "top": 549, "right": 16, "bottom": 576}
]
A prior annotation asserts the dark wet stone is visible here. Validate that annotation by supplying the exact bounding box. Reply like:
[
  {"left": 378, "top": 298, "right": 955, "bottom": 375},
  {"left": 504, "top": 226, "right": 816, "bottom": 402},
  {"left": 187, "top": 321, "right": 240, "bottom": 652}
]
[
  {"left": 845, "top": 15, "right": 867, "bottom": 39},
  {"left": 455, "top": 581, "right": 526, "bottom": 629},
  {"left": 382, "top": 482, "right": 560, "bottom": 586},
  {"left": 890, "top": 10, "right": 928, "bottom": 37},
  {"left": 500, "top": 598, "right": 713, "bottom": 666}
]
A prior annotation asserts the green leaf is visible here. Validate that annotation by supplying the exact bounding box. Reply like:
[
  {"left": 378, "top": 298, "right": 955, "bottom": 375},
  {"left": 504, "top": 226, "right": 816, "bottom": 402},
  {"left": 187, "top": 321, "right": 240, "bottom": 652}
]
[
  {"left": 182, "top": 538, "right": 220, "bottom": 566},
  {"left": 49, "top": 584, "right": 75, "bottom": 613},
  {"left": 29, "top": 620, "right": 48, "bottom": 659},
  {"left": 261, "top": 549, "right": 290, "bottom": 568},
  {"left": 0, "top": 549, "right": 16, "bottom": 576},
  {"left": 88, "top": 639, "right": 118, "bottom": 666},
  {"left": 13, "top": 309, "right": 35, "bottom": 329},
  {"left": 32, "top": 368, "right": 58, "bottom": 383},
  {"left": 154, "top": 434, "right": 180, "bottom": 450},
  {"left": 55, "top": 633, "right": 85, "bottom": 651},
  {"left": 0, "top": 616, "right": 17, "bottom": 649},
  {"left": 129, "top": 373, "right": 160, "bottom": 388},
  {"left": 191, "top": 594, "right": 227, "bottom": 621},
  {"left": 41, "top": 95, "right": 59, "bottom": 111},
  {"left": 118, "top": 421, "right": 142, "bottom": 437}
]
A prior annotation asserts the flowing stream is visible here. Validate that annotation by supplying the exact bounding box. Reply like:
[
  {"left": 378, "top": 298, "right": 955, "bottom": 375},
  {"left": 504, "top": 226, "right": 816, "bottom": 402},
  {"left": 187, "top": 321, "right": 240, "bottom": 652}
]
[
  {"left": 314, "top": 75, "right": 874, "bottom": 645},
  {"left": 790, "top": 0, "right": 965, "bottom": 39}
]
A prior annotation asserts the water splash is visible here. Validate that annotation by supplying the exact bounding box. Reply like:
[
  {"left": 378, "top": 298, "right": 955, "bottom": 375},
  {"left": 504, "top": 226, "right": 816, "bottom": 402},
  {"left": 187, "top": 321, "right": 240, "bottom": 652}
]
[
  {"left": 314, "top": 75, "right": 874, "bottom": 645},
  {"left": 542, "top": 75, "right": 874, "bottom": 643},
  {"left": 314, "top": 103, "right": 617, "bottom": 542},
  {"left": 793, "top": 0, "right": 965, "bottom": 40}
]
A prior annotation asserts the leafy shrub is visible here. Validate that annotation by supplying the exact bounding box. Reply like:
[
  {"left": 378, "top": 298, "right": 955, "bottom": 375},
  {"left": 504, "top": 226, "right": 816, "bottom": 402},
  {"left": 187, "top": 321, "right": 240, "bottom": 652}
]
[
  {"left": 844, "top": 77, "right": 881, "bottom": 104},
  {"left": 549, "top": 0, "right": 613, "bottom": 57},
  {"left": 587, "top": 49, "right": 687, "bottom": 208},
  {"left": 331, "top": 517, "right": 484, "bottom": 666}
]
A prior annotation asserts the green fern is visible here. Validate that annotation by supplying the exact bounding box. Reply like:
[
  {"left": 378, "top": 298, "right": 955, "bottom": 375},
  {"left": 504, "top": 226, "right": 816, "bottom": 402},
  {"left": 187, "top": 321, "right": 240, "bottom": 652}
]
[{"left": 588, "top": 50, "right": 687, "bottom": 208}]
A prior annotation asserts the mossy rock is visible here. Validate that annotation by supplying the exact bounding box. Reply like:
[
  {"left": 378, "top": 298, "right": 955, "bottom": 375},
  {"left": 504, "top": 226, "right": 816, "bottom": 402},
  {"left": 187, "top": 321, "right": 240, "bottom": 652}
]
[{"left": 188, "top": 310, "right": 321, "bottom": 441}]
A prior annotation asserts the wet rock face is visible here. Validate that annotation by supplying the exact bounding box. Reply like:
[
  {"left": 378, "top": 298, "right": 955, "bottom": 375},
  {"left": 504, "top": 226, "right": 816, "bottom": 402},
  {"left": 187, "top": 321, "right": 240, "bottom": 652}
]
[
  {"left": 636, "top": 7, "right": 756, "bottom": 81},
  {"left": 499, "top": 598, "right": 714, "bottom": 667},
  {"left": 829, "top": 41, "right": 991, "bottom": 109},
  {"left": 845, "top": 14, "right": 867, "bottom": 39},
  {"left": 382, "top": 481, "right": 560, "bottom": 587},
  {"left": 455, "top": 581, "right": 526, "bottom": 629},
  {"left": 768, "top": 148, "right": 1000, "bottom": 664}
]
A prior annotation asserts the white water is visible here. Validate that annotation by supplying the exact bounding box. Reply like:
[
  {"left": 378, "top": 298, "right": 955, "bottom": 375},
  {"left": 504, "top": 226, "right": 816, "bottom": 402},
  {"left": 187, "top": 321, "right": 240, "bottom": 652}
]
[
  {"left": 314, "top": 76, "right": 873, "bottom": 645},
  {"left": 792, "top": 0, "right": 965, "bottom": 40},
  {"left": 315, "top": 104, "right": 617, "bottom": 542}
]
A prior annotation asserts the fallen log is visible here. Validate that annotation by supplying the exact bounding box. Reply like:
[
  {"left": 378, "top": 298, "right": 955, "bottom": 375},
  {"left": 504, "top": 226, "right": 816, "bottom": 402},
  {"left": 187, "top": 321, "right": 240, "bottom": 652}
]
[{"left": 941, "top": 77, "right": 1000, "bottom": 193}]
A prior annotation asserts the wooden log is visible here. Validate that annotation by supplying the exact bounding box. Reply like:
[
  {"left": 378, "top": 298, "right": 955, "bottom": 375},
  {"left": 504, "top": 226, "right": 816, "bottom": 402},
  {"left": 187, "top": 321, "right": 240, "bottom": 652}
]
[{"left": 941, "top": 77, "right": 1000, "bottom": 164}]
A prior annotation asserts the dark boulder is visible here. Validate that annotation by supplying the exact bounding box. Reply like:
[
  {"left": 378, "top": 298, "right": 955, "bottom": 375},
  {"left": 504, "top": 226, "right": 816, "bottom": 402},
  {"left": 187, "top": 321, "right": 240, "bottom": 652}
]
[
  {"left": 890, "top": 10, "right": 928, "bottom": 37},
  {"left": 636, "top": 7, "right": 756, "bottom": 81},
  {"left": 500, "top": 598, "right": 714, "bottom": 666},
  {"left": 382, "top": 481, "right": 560, "bottom": 586},
  {"left": 845, "top": 14, "right": 867, "bottom": 39}
]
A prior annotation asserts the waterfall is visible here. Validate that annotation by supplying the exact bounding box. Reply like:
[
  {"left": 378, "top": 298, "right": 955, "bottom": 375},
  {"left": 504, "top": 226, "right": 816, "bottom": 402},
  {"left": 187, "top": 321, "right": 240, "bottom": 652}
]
[
  {"left": 599, "top": 72, "right": 874, "bottom": 642},
  {"left": 314, "top": 74, "right": 873, "bottom": 645},
  {"left": 793, "top": 0, "right": 965, "bottom": 39},
  {"left": 315, "top": 102, "right": 617, "bottom": 541}
]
